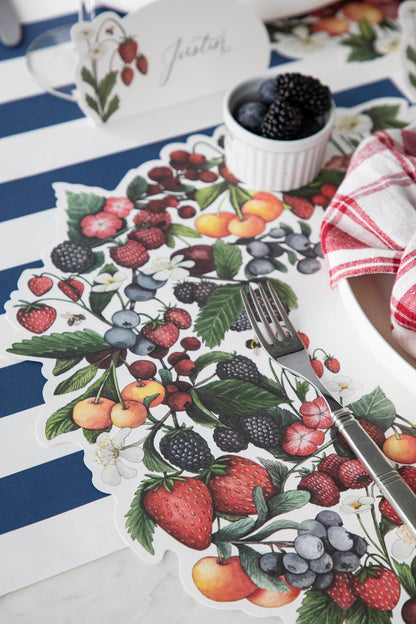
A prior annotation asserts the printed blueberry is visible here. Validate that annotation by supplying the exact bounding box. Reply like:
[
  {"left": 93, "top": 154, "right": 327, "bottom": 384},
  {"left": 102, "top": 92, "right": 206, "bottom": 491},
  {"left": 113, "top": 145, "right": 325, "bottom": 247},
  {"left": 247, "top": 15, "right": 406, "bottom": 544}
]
[
  {"left": 297, "top": 258, "right": 321, "bottom": 275},
  {"left": 125, "top": 283, "right": 156, "bottom": 301},
  {"left": 267, "top": 242, "right": 284, "bottom": 258},
  {"left": 298, "top": 519, "right": 327, "bottom": 539},
  {"left": 136, "top": 271, "right": 167, "bottom": 290},
  {"left": 351, "top": 534, "right": 367, "bottom": 557},
  {"left": 259, "top": 552, "right": 285, "bottom": 577},
  {"left": 129, "top": 334, "right": 156, "bottom": 355},
  {"left": 294, "top": 533, "right": 325, "bottom": 560},
  {"left": 310, "top": 553, "right": 334, "bottom": 574},
  {"left": 235, "top": 101, "right": 268, "bottom": 133},
  {"left": 111, "top": 309, "right": 141, "bottom": 328},
  {"left": 312, "top": 572, "right": 334, "bottom": 590},
  {"left": 247, "top": 258, "right": 275, "bottom": 276},
  {"left": 258, "top": 79, "right": 279, "bottom": 105},
  {"left": 315, "top": 510, "right": 343, "bottom": 528},
  {"left": 327, "top": 526, "right": 354, "bottom": 552},
  {"left": 246, "top": 240, "right": 270, "bottom": 258},
  {"left": 104, "top": 327, "right": 136, "bottom": 349},
  {"left": 282, "top": 553, "right": 308, "bottom": 574},
  {"left": 269, "top": 227, "right": 286, "bottom": 238},
  {"left": 285, "top": 570, "right": 316, "bottom": 589},
  {"left": 285, "top": 233, "right": 310, "bottom": 251},
  {"left": 314, "top": 242, "right": 324, "bottom": 258},
  {"left": 332, "top": 551, "right": 360, "bottom": 573}
]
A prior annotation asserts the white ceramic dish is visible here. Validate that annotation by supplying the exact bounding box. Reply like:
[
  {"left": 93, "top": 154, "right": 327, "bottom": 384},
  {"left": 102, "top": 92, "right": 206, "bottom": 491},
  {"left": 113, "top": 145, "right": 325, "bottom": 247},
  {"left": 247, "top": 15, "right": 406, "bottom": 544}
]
[
  {"left": 338, "top": 275, "right": 416, "bottom": 388},
  {"left": 223, "top": 73, "right": 335, "bottom": 191}
]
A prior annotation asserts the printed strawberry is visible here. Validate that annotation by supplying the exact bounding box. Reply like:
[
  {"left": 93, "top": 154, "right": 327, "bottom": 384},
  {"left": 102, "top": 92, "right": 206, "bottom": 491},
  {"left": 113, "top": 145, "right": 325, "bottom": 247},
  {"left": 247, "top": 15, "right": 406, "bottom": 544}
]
[
  {"left": 324, "top": 356, "right": 340, "bottom": 373},
  {"left": 28, "top": 275, "right": 53, "bottom": 296},
  {"left": 326, "top": 572, "right": 356, "bottom": 610},
  {"left": 378, "top": 498, "right": 402, "bottom": 525},
  {"left": 207, "top": 455, "right": 278, "bottom": 516},
  {"left": 121, "top": 66, "right": 134, "bottom": 86},
  {"left": 339, "top": 419, "right": 385, "bottom": 450},
  {"left": 310, "top": 358, "right": 324, "bottom": 378},
  {"left": 141, "top": 320, "right": 179, "bottom": 348},
  {"left": 110, "top": 240, "right": 149, "bottom": 268},
  {"left": 136, "top": 54, "right": 148, "bottom": 74},
  {"left": 297, "top": 471, "right": 340, "bottom": 506},
  {"left": 351, "top": 566, "right": 401, "bottom": 611},
  {"left": 283, "top": 194, "right": 314, "bottom": 219},
  {"left": 338, "top": 459, "right": 372, "bottom": 489},
  {"left": 298, "top": 331, "right": 309, "bottom": 349},
  {"left": 378, "top": 465, "right": 416, "bottom": 524},
  {"left": 118, "top": 38, "right": 138, "bottom": 63},
  {"left": 16, "top": 302, "right": 56, "bottom": 334},
  {"left": 58, "top": 278, "right": 84, "bottom": 301},
  {"left": 317, "top": 454, "right": 348, "bottom": 490},
  {"left": 163, "top": 307, "right": 192, "bottom": 329},
  {"left": 128, "top": 226, "right": 166, "bottom": 249},
  {"left": 142, "top": 475, "right": 213, "bottom": 550}
]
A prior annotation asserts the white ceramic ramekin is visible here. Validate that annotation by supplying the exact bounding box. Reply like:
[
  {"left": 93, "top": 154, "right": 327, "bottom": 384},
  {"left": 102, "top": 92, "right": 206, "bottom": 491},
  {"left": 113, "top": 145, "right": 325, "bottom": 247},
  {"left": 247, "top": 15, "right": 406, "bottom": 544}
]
[{"left": 223, "top": 74, "right": 336, "bottom": 192}]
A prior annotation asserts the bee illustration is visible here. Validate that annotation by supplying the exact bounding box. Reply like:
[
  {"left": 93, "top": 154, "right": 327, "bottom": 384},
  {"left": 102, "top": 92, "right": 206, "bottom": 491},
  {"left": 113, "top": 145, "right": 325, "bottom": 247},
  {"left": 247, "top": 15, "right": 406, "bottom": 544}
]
[
  {"left": 62, "top": 312, "right": 86, "bottom": 327},
  {"left": 245, "top": 338, "right": 262, "bottom": 356}
]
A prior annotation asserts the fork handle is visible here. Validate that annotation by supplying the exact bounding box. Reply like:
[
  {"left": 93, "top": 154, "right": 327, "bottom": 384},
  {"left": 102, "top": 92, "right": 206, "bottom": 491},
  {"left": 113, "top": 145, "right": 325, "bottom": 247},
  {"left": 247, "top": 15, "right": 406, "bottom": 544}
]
[{"left": 333, "top": 407, "right": 416, "bottom": 539}]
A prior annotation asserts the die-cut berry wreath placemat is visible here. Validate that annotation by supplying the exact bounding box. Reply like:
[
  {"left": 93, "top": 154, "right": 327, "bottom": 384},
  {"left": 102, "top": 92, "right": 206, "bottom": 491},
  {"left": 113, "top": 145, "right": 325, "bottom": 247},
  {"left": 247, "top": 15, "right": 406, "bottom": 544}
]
[{"left": 5, "top": 98, "right": 416, "bottom": 621}]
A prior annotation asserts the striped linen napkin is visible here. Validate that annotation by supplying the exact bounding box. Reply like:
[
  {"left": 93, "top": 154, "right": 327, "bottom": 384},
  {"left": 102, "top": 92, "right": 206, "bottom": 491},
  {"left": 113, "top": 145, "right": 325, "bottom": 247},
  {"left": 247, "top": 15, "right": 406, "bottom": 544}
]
[{"left": 321, "top": 127, "right": 416, "bottom": 357}]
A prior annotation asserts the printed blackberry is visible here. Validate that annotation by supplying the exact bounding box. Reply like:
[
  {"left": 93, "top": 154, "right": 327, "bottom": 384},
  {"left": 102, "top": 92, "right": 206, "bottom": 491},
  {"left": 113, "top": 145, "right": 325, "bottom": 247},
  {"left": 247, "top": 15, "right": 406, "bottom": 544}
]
[
  {"left": 218, "top": 412, "right": 241, "bottom": 429},
  {"left": 216, "top": 354, "right": 260, "bottom": 384},
  {"left": 260, "top": 100, "right": 303, "bottom": 140},
  {"left": 213, "top": 427, "right": 249, "bottom": 452},
  {"left": 230, "top": 312, "right": 252, "bottom": 332},
  {"left": 159, "top": 429, "right": 212, "bottom": 472},
  {"left": 51, "top": 240, "right": 96, "bottom": 273},
  {"left": 194, "top": 281, "right": 218, "bottom": 307},
  {"left": 240, "top": 413, "right": 282, "bottom": 448},
  {"left": 173, "top": 281, "right": 197, "bottom": 304}
]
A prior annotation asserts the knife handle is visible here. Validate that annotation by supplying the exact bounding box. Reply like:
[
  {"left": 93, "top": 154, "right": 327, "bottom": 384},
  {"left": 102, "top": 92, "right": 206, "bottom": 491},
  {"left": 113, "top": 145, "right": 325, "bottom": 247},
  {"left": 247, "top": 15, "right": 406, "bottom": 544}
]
[{"left": 333, "top": 407, "right": 416, "bottom": 540}]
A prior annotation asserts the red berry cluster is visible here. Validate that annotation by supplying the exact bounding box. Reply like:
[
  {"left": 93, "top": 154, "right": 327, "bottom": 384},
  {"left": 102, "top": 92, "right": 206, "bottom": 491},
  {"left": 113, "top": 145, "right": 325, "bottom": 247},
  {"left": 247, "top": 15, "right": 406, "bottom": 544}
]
[
  {"left": 283, "top": 183, "right": 337, "bottom": 220},
  {"left": 168, "top": 149, "right": 218, "bottom": 184},
  {"left": 118, "top": 38, "right": 148, "bottom": 86}
]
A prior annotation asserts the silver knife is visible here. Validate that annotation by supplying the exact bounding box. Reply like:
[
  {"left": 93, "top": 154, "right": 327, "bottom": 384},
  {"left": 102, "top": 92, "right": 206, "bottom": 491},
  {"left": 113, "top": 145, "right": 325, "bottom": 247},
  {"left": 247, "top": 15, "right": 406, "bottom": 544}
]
[{"left": 0, "top": 0, "right": 22, "bottom": 47}]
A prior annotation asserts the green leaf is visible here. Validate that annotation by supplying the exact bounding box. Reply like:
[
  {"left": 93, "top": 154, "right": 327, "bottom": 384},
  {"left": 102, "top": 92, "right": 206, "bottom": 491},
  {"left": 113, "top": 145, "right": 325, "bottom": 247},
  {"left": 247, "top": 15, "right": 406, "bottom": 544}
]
[
  {"left": 228, "top": 184, "right": 252, "bottom": 212},
  {"left": 406, "top": 45, "right": 416, "bottom": 66},
  {"left": 263, "top": 277, "right": 298, "bottom": 310},
  {"left": 83, "top": 425, "right": 111, "bottom": 443},
  {"left": 195, "top": 181, "right": 228, "bottom": 210},
  {"left": 53, "top": 357, "right": 83, "bottom": 376},
  {"left": 409, "top": 72, "right": 416, "bottom": 89},
  {"left": 267, "top": 490, "right": 310, "bottom": 516},
  {"left": 194, "top": 379, "right": 286, "bottom": 416},
  {"left": 393, "top": 559, "right": 416, "bottom": 597},
  {"left": 252, "top": 485, "right": 268, "bottom": 527},
  {"left": 81, "top": 66, "right": 96, "bottom": 88},
  {"left": 297, "top": 589, "right": 348, "bottom": 624},
  {"left": 258, "top": 458, "right": 288, "bottom": 490},
  {"left": 347, "top": 387, "right": 396, "bottom": 431},
  {"left": 125, "top": 484, "right": 156, "bottom": 554},
  {"left": 213, "top": 517, "right": 256, "bottom": 542},
  {"left": 358, "top": 18, "right": 376, "bottom": 41},
  {"left": 187, "top": 396, "right": 222, "bottom": 428},
  {"left": 168, "top": 223, "right": 202, "bottom": 238},
  {"left": 362, "top": 105, "right": 405, "bottom": 132},
  {"left": 127, "top": 176, "right": 148, "bottom": 202},
  {"left": 66, "top": 191, "right": 106, "bottom": 243},
  {"left": 103, "top": 95, "right": 119, "bottom": 122},
  {"left": 191, "top": 350, "right": 233, "bottom": 381},
  {"left": 271, "top": 258, "right": 288, "bottom": 273},
  {"left": 215, "top": 541, "right": 232, "bottom": 560},
  {"left": 212, "top": 240, "right": 242, "bottom": 279},
  {"left": 86, "top": 94, "right": 99, "bottom": 114},
  {"left": 54, "top": 363, "right": 99, "bottom": 395},
  {"left": 194, "top": 284, "right": 245, "bottom": 347},
  {"left": 345, "top": 601, "right": 392, "bottom": 624},
  {"left": 379, "top": 515, "right": 397, "bottom": 538},
  {"left": 142, "top": 429, "right": 173, "bottom": 472},
  {"left": 8, "top": 329, "right": 109, "bottom": 359},
  {"left": 98, "top": 71, "right": 117, "bottom": 109},
  {"left": 248, "top": 518, "right": 302, "bottom": 542},
  {"left": 237, "top": 544, "right": 289, "bottom": 592}
]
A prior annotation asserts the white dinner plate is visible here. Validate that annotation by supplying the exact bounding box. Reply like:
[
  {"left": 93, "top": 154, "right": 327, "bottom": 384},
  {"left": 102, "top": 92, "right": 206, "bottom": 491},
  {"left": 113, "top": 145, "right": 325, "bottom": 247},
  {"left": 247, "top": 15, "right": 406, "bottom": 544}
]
[{"left": 338, "top": 274, "right": 416, "bottom": 388}]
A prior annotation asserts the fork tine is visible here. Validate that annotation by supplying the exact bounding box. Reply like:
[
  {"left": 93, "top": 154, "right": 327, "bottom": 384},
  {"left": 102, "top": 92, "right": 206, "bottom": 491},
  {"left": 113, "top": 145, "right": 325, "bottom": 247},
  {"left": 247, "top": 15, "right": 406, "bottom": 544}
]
[
  {"left": 241, "top": 290, "right": 270, "bottom": 347},
  {"left": 265, "top": 280, "right": 299, "bottom": 340},
  {"left": 246, "top": 284, "right": 277, "bottom": 344},
  {"left": 256, "top": 283, "right": 287, "bottom": 341}
]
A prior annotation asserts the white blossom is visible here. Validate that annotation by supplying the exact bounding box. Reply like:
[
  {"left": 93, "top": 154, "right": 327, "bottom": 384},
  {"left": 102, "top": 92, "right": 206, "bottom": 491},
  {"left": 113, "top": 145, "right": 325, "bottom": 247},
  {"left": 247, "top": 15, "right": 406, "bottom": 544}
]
[
  {"left": 325, "top": 375, "right": 362, "bottom": 400},
  {"left": 341, "top": 495, "right": 375, "bottom": 514},
  {"left": 94, "top": 428, "right": 143, "bottom": 486},
  {"left": 140, "top": 254, "right": 194, "bottom": 281},
  {"left": 92, "top": 271, "right": 126, "bottom": 292},
  {"left": 391, "top": 525, "right": 415, "bottom": 560}
]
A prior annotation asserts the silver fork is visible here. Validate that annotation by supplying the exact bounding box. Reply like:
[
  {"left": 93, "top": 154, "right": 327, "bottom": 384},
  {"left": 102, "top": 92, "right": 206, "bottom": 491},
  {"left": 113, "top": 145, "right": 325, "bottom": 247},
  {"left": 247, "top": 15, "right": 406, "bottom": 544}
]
[{"left": 242, "top": 280, "right": 416, "bottom": 539}]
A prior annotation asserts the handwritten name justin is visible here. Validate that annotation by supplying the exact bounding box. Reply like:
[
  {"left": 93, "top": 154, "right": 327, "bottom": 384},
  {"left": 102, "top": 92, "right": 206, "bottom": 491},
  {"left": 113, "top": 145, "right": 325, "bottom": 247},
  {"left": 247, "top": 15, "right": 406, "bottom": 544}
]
[{"left": 160, "top": 31, "right": 231, "bottom": 86}]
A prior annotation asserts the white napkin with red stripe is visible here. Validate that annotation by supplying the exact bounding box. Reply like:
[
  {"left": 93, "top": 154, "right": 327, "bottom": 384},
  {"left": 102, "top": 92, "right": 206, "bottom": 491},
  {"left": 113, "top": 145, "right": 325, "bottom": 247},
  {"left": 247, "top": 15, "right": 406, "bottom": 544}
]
[{"left": 321, "top": 128, "right": 416, "bottom": 358}]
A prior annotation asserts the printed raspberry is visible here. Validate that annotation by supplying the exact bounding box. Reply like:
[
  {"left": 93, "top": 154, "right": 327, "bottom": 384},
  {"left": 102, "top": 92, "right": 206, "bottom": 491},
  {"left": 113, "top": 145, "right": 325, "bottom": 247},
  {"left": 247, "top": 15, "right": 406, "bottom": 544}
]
[
  {"left": 297, "top": 471, "right": 340, "bottom": 506},
  {"left": 173, "top": 281, "right": 197, "bottom": 304},
  {"left": 128, "top": 226, "right": 166, "bottom": 249},
  {"left": 51, "top": 240, "right": 96, "bottom": 273},
  {"left": 110, "top": 240, "right": 149, "bottom": 268},
  {"left": 159, "top": 429, "right": 212, "bottom": 472},
  {"left": 216, "top": 355, "right": 260, "bottom": 384},
  {"left": 230, "top": 312, "right": 252, "bottom": 332},
  {"left": 317, "top": 454, "right": 348, "bottom": 491},
  {"left": 133, "top": 210, "right": 171, "bottom": 230},
  {"left": 339, "top": 419, "right": 385, "bottom": 450},
  {"left": 260, "top": 100, "right": 303, "bottom": 140},
  {"left": 283, "top": 194, "right": 314, "bottom": 220},
  {"left": 213, "top": 427, "right": 249, "bottom": 452},
  {"left": 338, "top": 459, "right": 372, "bottom": 489},
  {"left": 194, "top": 281, "right": 218, "bottom": 307},
  {"left": 240, "top": 414, "right": 282, "bottom": 448}
]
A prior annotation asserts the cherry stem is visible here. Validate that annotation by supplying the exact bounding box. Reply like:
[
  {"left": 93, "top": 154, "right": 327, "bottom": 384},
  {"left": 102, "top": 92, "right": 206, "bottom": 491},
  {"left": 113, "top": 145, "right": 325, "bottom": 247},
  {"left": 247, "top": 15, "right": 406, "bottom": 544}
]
[{"left": 110, "top": 360, "right": 126, "bottom": 409}]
